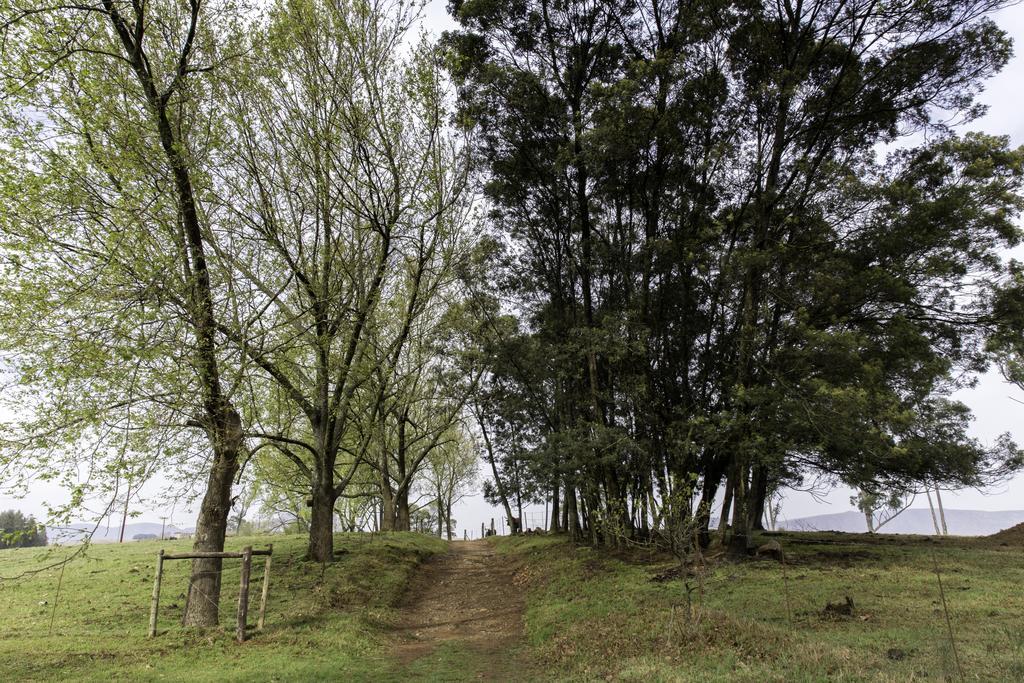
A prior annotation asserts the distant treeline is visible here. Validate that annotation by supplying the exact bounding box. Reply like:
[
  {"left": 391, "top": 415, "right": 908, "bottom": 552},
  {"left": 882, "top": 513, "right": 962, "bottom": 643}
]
[{"left": 0, "top": 510, "right": 47, "bottom": 549}]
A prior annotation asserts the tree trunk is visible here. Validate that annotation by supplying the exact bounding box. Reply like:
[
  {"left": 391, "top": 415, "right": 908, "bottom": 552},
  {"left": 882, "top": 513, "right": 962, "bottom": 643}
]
[
  {"left": 749, "top": 465, "right": 769, "bottom": 531},
  {"left": 307, "top": 480, "right": 335, "bottom": 563},
  {"left": 118, "top": 478, "right": 132, "bottom": 544},
  {"left": 727, "top": 465, "right": 751, "bottom": 556},
  {"left": 935, "top": 487, "right": 948, "bottom": 535},
  {"left": 183, "top": 418, "right": 241, "bottom": 626},
  {"left": 396, "top": 489, "right": 411, "bottom": 532},
  {"left": 583, "top": 488, "right": 600, "bottom": 545},
  {"left": 516, "top": 484, "right": 524, "bottom": 534},
  {"left": 480, "top": 419, "right": 515, "bottom": 535},
  {"left": 566, "top": 486, "right": 580, "bottom": 541},
  {"left": 638, "top": 482, "right": 651, "bottom": 536},
  {"left": 550, "top": 483, "right": 560, "bottom": 532},
  {"left": 716, "top": 470, "right": 734, "bottom": 544},
  {"left": 926, "top": 488, "right": 941, "bottom": 535},
  {"left": 437, "top": 493, "right": 444, "bottom": 538},
  {"left": 101, "top": 6, "right": 243, "bottom": 629},
  {"left": 380, "top": 480, "right": 396, "bottom": 531}
]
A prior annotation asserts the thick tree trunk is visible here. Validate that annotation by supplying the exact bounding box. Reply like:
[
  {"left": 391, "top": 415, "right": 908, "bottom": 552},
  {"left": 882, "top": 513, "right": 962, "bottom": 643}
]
[
  {"left": 749, "top": 465, "right": 769, "bottom": 531},
  {"left": 727, "top": 465, "right": 751, "bottom": 556},
  {"left": 380, "top": 479, "right": 397, "bottom": 531},
  {"left": 183, "top": 411, "right": 242, "bottom": 627},
  {"left": 396, "top": 489, "right": 411, "bottom": 532},
  {"left": 307, "top": 481, "right": 335, "bottom": 563},
  {"left": 566, "top": 486, "right": 580, "bottom": 541},
  {"left": 692, "top": 467, "right": 725, "bottom": 549},
  {"left": 103, "top": 4, "right": 243, "bottom": 630}
]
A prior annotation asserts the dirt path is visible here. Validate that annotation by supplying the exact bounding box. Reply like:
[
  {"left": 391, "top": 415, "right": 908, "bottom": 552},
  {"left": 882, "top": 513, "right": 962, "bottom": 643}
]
[{"left": 391, "top": 540, "right": 526, "bottom": 680}]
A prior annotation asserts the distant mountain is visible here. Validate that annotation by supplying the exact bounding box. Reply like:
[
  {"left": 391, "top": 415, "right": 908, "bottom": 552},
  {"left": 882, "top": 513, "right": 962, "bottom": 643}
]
[
  {"left": 49, "top": 522, "right": 193, "bottom": 544},
  {"left": 778, "top": 509, "right": 1024, "bottom": 536}
]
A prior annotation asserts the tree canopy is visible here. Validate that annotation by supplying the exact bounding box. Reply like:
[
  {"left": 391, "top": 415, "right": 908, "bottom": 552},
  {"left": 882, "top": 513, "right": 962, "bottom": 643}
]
[
  {"left": 444, "top": 0, "right": 1024, "bottom": 549},
  {"left": 0, "top": 0, "right": 1021, "bottom": 580}
]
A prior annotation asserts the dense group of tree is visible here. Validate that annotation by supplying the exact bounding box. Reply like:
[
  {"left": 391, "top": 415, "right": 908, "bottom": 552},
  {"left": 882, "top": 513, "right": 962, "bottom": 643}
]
[
  {"left": 1, "top": 0, "right": 1023, "bottom": 630},
  {"left": 0, "top": 510, "right": 47, "bottom": 548},
  {"left": 444, "top": 0, "right": 1024, "bottom": 552},
  {"left": 0, "top": 0, "right": 478, "bottom": 624}
]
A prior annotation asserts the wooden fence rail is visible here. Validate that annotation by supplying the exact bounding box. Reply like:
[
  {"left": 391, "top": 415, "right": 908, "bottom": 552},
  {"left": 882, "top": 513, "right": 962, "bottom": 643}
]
[
  {"left": 148, "top": 544, "right": 273, "bottom": 643},
  {"left": 161, "top": 549, "right": 272, "bottom": 560}
]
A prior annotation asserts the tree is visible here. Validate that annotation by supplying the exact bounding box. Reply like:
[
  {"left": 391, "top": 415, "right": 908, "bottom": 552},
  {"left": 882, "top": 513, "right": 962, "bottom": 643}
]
[
  {"left": 445, "top": 0, "right": 1024, "bottom": 553},
  {"left": 851, "top": 490, "right": 912, "bottom": 534},
  {"left": 422, "top": 427, "right": 478, "bottom": 539},
  {"left": 989, "top": 263, "right": 1024, "bottom": 393},
  {"left": 0, "top": 0, "right": 250, "bottom": 625},
  {"left": 372, "top": 316, "right": 480, "bottom": 532},
  {"left": 211, "top": 0, "right": 475, "bottom": 560},
  {"left": 0, "top": 510, "right": 47, "bottom": 548}
]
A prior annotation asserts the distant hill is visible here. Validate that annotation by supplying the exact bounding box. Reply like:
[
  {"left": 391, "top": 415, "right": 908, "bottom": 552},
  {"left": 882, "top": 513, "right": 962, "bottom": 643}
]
[
  {"left": 778, "top": 509, "right": 1024, "bottom": 536},
  {"left": 49, "top": 522, "right": 193, "bottom": 544}
]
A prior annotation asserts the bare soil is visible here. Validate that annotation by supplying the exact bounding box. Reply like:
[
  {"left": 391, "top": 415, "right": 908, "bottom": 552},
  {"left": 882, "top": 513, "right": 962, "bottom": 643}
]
[{"left": 391, "top": 540, "right": 527, "bottom": 679}]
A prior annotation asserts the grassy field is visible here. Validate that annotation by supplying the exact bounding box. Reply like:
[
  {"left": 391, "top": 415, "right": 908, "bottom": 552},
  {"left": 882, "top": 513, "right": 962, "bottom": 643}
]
[
  {"left": 0, "top": 532, "right": 446, "bottom": 681},
  {"left": 495, "top": 530, "right": 1024, "bottom": 682},
  {"left": 2, "top": 529, "right": 1023, "bottom": 681}
]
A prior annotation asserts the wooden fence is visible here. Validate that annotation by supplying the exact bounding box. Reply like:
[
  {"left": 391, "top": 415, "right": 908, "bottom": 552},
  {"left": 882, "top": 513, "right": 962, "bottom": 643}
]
[{"left": 148, "top": 544, "right": 273, "bottom": 643}]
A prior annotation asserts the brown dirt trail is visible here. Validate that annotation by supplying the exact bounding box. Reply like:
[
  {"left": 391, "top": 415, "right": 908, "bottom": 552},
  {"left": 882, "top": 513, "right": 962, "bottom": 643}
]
[{"left": 391, "top": 540, "right": 527, "bottom": 679}]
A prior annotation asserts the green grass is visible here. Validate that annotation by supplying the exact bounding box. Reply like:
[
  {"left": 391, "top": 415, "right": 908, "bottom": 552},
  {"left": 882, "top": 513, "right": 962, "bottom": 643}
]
[
  {"left": 3, "top": 529, "right": 1023, "bottom": 681},
  {"left": 0, "top": 531, "right": 446, "bottom": 682},
  {"left": 493, "top": 532, "right": 1024, "bottom": 682}
]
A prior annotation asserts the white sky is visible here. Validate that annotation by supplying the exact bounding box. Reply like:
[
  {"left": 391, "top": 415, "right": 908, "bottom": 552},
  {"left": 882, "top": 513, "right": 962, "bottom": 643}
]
[{"left": 1, "top": 1, "right": 1023, "bottom": 536}]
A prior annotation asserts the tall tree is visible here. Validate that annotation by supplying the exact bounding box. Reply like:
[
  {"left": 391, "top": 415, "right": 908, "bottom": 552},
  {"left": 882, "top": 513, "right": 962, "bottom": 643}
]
[
  {"left": 0, "top": 0, "right": 249, "bottom": 624},
  {"left": 421, "top": 427, "right": 478, "bottom": 539},
  {"left": 446, "top": 0, "right": 1024, "bottom": 551},
  {"left": 213, "top": 0, "right": 474, "bottom": 560}
]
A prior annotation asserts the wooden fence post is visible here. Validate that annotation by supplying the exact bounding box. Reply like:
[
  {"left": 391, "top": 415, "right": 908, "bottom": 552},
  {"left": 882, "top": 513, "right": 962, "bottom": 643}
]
[
  {"left": 148, "top": 549, "right": 164, "bottom": 638},
  {"left": 257, "top": 544, "right": 272, "bottom": 631},
  {"left": 236, "top": 546, "right": 253, "bottom": 643}
]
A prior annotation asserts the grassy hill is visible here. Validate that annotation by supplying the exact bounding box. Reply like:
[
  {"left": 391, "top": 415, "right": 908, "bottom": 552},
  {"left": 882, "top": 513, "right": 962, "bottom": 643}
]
[
  {"left": 0, "top": 532, "right": 446, "bottom": 681},
  {"left": 494, "top": 532, "right": 1024, "bottom": 681},
  {"left": 2, "top": 530, "right": 1023, "bottom": 681}
]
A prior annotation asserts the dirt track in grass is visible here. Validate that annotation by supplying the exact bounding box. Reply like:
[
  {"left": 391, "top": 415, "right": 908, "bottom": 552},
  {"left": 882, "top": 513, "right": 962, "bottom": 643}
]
[{"left": 391, "top": 540, "right": 527, "bottom": 680}]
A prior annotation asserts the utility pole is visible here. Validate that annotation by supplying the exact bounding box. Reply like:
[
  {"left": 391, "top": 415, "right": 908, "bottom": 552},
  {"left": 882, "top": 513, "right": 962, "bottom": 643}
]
[
  {"left": 118, "top": 479, "right": 132, "bottom": 543},
  {"left": 159, "top": 516, "right": 169, "bottom": 540}
]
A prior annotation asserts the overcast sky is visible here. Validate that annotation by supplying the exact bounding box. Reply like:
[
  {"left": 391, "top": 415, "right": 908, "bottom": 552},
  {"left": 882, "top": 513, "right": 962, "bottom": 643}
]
[{"left": 2, "top": 1, "right": 1023, "bottom": 537}]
